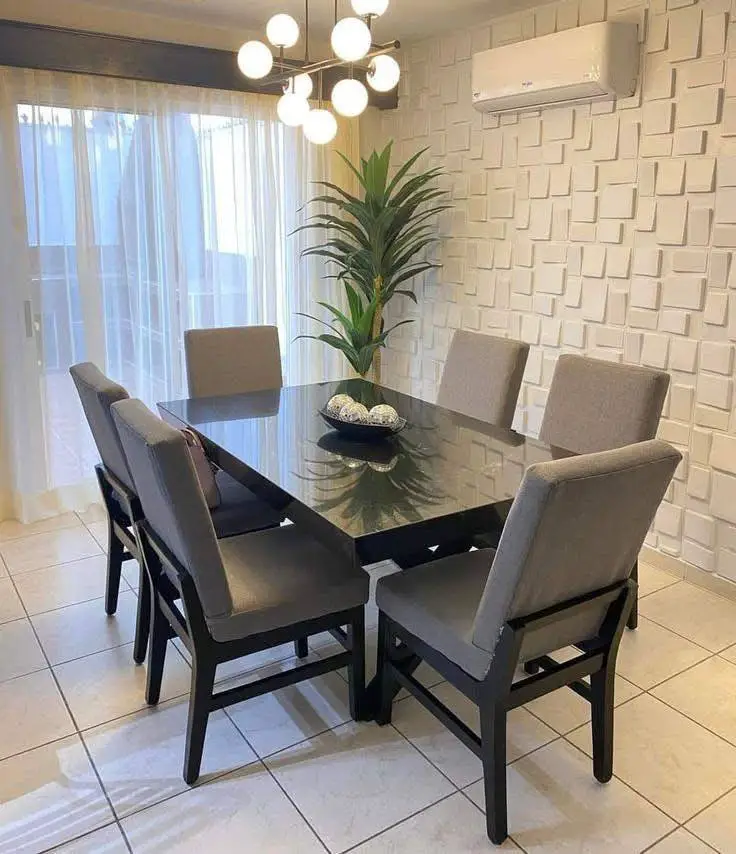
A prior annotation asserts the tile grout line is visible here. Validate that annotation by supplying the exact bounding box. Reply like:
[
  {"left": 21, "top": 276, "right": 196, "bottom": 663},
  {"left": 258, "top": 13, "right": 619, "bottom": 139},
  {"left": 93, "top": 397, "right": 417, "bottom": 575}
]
[{"left": 5, "top": 567, "right": 134, "bottom": 854}]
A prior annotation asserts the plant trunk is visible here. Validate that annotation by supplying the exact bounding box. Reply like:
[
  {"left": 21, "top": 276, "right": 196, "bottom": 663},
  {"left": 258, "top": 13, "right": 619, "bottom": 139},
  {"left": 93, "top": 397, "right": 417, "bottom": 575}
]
[{"left": 372, "top": 275, "right": 383, "bottom": 385}]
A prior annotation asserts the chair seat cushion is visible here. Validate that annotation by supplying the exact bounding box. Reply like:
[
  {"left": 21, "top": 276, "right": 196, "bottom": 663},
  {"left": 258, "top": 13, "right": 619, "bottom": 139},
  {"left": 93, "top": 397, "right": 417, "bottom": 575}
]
[
  {"left": 210, "top": 469, "right": 284, "bottom": 539},
  {"left": 207, "top": 525, "right": 369, "bottom": 642},
  {"left": 376, "top": 549, "right": 495, "bottom": 680}
]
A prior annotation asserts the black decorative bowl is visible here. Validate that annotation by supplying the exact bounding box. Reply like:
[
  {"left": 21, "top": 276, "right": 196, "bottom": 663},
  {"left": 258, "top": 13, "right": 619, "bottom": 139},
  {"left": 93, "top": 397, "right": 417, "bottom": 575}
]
[{"left": 319, "top": 407, "right": 407, "bottom": 441}]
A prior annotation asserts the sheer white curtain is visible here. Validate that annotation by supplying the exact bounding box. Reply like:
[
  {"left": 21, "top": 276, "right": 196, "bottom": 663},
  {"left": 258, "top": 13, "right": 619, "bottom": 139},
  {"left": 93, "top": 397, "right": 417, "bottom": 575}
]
[{"left": 0, "top": 66, "right": 357, "bottom": 522}]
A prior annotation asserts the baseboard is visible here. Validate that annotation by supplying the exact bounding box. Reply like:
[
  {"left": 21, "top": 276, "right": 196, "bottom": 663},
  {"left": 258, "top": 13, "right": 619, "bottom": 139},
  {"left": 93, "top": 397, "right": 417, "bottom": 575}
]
[{"left": 640, "top": 545, "right": 736, "bottom": 602}]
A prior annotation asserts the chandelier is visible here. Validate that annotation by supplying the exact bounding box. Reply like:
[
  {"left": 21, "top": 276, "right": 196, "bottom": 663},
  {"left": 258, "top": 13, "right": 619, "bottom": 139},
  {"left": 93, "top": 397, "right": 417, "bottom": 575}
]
[{"left": 237, "top": 0, "right": 401, "bottom": 144}]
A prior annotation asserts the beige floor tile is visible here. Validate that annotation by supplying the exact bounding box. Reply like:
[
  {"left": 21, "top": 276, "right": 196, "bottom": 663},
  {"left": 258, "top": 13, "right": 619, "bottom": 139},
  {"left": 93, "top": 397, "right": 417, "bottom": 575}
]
[
  {"left": 121, "top": 562, "right": 140, "bottom": 591},
  {"left": 225, "top": 660, "right": 352, "bottom": 758},
  {"left": 616, "top": 617, "right": 711, "bottom": 690},
  {"left": 86, "top": 521, "right": 108, "bottom": 551},
  {"left": 649, "top": 828, "right": 719, "bottom": 853},
  {"left": 0, "top": 513, "right": 82, "bottom": 543},
  {"left": 526, "top": 675, "right": 641, "bottom": 735},
  {"left": 639, "top": 583, "right": 736, "bottom": 653},
  {"left": 50, "top": 823, "right": 130, "bottom": 853},
  {"left": 392, "top": 682, "right": 557, "bottom": 788},
  {"left": 0, "top": 735, "right": 114, "bottom": 854},
  {"left": 465, "top": 739, "right": 675, "bottom": 854},
  {"left": 352, "top": 792, "right": 521, "bottom": 852},
  {"left": 687, "top": 788, "right": 736, "bottom": 852},
  {"left": 653, "top": 657, "right": 736, "bottom": 747},
  {"left": 0, "top": 578, "right": 26, "bottom": 624},
  {"left": 32, "top": 590, "right": 138, "bottom": 666},
  {"left": 172, "top": 637, "right": 298, "bottom": 683},
  {"left": 54, "top": 642, "right": 191, "bottom": 730},
  {"left": 14, "top": 555, "right": 118, "bottom": 615},
  {"left": 568, "top": 694, "right": 736, "bottom": 822},
  {"left": 0, "top": 527, "right": 102, "bottom": 575},
  {"left": 0, "top": 670, "right": 75, "bottom": 760},
  {"left": 122, "top": 762, "right": 325, "bottom": 854},
  {"left": 720, "top": 644, "right": 736, "bottom": 665},
  {"left": 638, "top": 564, "right": 682, "bottom": 598},
  {"left": 77, "top": 504, "right": 106, "bottom": 526},
  {"left": 0, "top": 619, "right": 47, "bottom": 683},
  {"left": 266, "top": 720, "right": 455, "bottom": 853},
  {"left": 84, "top": 699, "right": 257, "bottom": 818},
  {"left": 0, "top": 554, "right": 8, "bottom": 578}
]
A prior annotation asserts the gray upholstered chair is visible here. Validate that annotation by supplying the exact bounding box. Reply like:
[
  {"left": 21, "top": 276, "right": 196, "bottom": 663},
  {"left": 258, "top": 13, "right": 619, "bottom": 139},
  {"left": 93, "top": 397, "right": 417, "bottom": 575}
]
[
  {"left": 70, "top": 363, "right": 284, "bottom": 664},
  {"left": 540, "top": 354, "right": 670, "bottom": 629},
  {"left": 375, "top": 440, "right": 680, "bottom": 845},
  {"left": 437, "top": 331, "right": 529, "bottom": 428},
  {"left": 111, "top": 398, "right": 368, "bottom": 784},
  {"left": 184, "top": 325, "right": 283, "bottom": 398}
]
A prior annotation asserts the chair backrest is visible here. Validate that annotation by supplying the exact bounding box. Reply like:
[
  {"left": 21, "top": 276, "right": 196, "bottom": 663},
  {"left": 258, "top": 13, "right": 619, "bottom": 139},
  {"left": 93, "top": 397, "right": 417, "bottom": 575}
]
[
  {"left": 472, "top": 440, "right": 681, "bottom": 660},
  {"left": 539, "top": 354, "right": 670, "bottom": 454},
  {"left": 184, "top": 326, "right": 283, "bottom": 398},
  {"left": 69, "top": 362, "right": 135, "bottom": 492},
  {"left": 437, "top": 331, "right": 529, "bottom": 428},
  {"left": 111, "top": 399, "right": 231, "bottom": 620}
]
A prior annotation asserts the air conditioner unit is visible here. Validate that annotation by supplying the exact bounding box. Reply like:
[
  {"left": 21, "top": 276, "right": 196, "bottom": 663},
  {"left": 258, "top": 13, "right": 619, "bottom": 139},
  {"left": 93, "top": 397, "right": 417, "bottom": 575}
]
[{"left": 472, "top": 21, "right": 640, "bottom": 114}]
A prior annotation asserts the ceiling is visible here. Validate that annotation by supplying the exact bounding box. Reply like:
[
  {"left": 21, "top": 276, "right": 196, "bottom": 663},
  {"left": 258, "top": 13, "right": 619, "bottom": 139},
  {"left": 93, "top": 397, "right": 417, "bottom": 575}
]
[{"left": 68, "top": 0, "right": 529, "bottom": 44}]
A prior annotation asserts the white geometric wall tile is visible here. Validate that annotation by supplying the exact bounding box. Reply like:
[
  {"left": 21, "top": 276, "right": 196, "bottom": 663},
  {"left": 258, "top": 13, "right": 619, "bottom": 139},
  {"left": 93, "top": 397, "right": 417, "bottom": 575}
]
[
  {"left": 711, "top": 249, "right": 731, "bottom": 285},
  {"left": 656, "top": 197, "right": 688, "bottom": 242},
  {"left": 642, "top": 333, "right": 671, "bottom": 367},
  {"left": 643, "top": 101, "right": 676, "bottom": 135},
  {"left": 688, "top": 206, "right": 713, "bottom": 244},
  {"left": 573, "top": 163, "right": 598, "bottom": 190},
  {"left": 670, "top": 338, "right": 700, "bottom": 371},
  {"left": 663, "top": 275, "right": 707, "bottom": 308},
  {"left": 645, "top": 63, "right": 677, "bottom": 100},
  {"left": 648, "top": 14, "right": 670, "bottom": 52},
  {"left": 704, "top": 290, "right": 730, "bottom": 323},
  {"left": 640, "top": 133, "right": 675, "bottom": 157},
  {"left": 660, "top": 309, "right": 691, "bottom": 333},
  {"left": 657, "top": 159, "right": 687, "bottom": 194},
  {"left": 686, "top": 157, "right": 717, "bottom": 192},
  {"left": 673, "top": 128, "right": 707, "bottom": 154},
  {"left": 600, "top": 184, "right": 636, "bottom": 217},
  {"left": 697, "top": 373, "right": 734, "bottom": 408},
  {"left": 582, "top": 244, "right": 607, "bottom": 276},
  {"left": 631, "top": 277, "right": 662, "bottom": 307},
  {"left": 686, "top": 57, "right": 725, "bottom": 87},
  {"left": 598, "top": 220, "right": 625, "bottom": 242},
  {"left": 668, "top": 5, "right": 703, "bottom": 60},
  {"left": 676, "top": 87, "right": 723, "bottom": 126}
]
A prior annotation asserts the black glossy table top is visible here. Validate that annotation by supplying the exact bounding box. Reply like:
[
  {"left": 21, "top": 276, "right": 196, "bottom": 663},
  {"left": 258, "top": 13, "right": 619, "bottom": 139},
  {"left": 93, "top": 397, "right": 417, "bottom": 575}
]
[{"left": 159, "top": 380, "right": 562, "bottom": 545}]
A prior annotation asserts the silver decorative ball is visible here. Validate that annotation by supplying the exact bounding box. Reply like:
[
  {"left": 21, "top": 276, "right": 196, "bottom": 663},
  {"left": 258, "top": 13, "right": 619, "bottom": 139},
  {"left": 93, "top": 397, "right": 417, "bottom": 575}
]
[
  {"left": 327, "top": 394, "right": 354, "bottom": 415},
  {"left": 369, "top": 457, "right": 399, "bottom": 473},
  {"left": 340, "top": 402, "right": 370, "bottom": 423},
  {"left": 368, "top": 404, "right": 400, "bottom": 426}
]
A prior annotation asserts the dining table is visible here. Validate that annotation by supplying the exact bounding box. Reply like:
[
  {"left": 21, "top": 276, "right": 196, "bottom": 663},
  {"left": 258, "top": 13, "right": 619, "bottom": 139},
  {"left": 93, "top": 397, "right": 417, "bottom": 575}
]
[{"left": 158, "top": 378, "right": 569, "bottom": 713}]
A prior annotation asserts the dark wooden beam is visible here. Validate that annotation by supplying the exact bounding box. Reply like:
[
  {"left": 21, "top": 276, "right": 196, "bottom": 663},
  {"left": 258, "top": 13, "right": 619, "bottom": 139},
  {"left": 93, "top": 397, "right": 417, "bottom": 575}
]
[{"left": 0, "top": 19, "right": 398, "bottom": 109}]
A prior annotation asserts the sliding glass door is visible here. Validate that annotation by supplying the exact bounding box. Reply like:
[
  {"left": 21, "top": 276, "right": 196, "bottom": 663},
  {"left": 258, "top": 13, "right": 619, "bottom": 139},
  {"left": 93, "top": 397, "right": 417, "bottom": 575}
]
[{"left": 0, "top": 68, "right": 354, "bottom": 520}]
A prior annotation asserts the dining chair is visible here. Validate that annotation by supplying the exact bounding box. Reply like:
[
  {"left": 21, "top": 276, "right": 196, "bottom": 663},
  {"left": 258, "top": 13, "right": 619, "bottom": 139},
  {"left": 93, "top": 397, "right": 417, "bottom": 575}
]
[
  {"left": 111, "top": 398, "right": 368, "bottom": 784},
  {"left": 70, "top": 363, "right": 285, "bottom": 664},
  {"left": 540, "top": 354, "right": 670, "bottom": 629},
  {"left": 374, "top": 440, "right": 680, "bottom": 845},
  {"left": 184, "top": 325, "right": 283, "bottom": 398},
  {"left": 437, "top": 330, "right": 529, "bottom": 429}
]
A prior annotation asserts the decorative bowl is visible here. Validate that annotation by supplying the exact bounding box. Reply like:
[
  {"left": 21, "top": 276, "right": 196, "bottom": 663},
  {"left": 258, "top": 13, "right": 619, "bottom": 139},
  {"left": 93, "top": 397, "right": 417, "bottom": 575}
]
[{"left": 319, "top": 407, "right": 407, "bottom": 441}]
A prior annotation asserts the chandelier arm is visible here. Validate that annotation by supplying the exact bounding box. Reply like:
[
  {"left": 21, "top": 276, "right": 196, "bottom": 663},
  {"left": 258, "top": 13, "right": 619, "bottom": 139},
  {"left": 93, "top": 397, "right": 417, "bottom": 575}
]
[
  {"left": 305, "top": 0, "right": 310, "bottom": 62},
  {"left": 268, "top": 40, "right": 400, "bottom": 86}
]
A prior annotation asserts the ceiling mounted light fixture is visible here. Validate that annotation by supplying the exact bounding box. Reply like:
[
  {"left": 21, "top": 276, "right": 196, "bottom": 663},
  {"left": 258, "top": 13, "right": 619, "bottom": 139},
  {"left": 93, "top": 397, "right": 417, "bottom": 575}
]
[{"left": 237, "top": 0, "right": 400, "bottom": 144}]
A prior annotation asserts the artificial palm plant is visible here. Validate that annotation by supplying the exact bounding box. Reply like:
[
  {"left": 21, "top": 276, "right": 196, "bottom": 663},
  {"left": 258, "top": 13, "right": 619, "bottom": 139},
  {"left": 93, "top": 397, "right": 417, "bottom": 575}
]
[{"left": 297, "top": 142, "right": 449, "bottom": 382}]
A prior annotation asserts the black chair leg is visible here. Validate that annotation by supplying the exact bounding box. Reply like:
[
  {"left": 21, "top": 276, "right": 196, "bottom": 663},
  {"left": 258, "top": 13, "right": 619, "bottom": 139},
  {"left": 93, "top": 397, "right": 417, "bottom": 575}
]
[
  {"left": 627, "top": 561, "right": 638, "bottom": 630},
  {"left": 348, "top": 610, "right": 366, "bottom": 721},
  {"left": 591, "top": 665, "right": 616, "bottom": 783},
  {"left": 375, "top": 612, "right": 394, "bottom": 726},
  {"left": 479, "top": 701, "right": 508, "bottom": 845},
  {"left": 184, "top": 654, "right": 216, "bottom": 785},
  {"left": 294, "top": 638, "right": 309, "bottom": 658},
  {"left": 145, "top": 598, "right": 169, "bottom": 705},
  {"left": 133, "top": 564, "right": 151, "bottom": 665},
  {"left": 105, "top": 527, "right": 125, "bottom": 616}
]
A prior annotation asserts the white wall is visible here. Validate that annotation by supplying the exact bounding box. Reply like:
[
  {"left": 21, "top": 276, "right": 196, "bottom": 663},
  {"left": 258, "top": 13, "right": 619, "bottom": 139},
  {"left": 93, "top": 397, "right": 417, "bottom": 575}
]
[{"left": 364, "top": 0, "right": 736, "bottom": 584}]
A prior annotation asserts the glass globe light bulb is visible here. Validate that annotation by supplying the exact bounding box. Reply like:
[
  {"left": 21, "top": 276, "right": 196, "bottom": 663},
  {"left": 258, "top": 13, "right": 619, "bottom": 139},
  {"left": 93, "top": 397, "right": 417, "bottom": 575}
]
[
  {"left": 237, "top": 41, "right": 273, "bottom": 79},
  {"left": 285, "top": 73, "right": 313, "bottom": 99},
  {"left": 330, "top": 17, "right": 372, "bottom": 62},
  {"left": 331, "top": 78, "right": 369, "bottom": 118},
  {"left": 266, "top": 13, "right": 300, "bottom": 48},
  {"left": 303, "top": 109, "right": 338, "bottom": 145},
  {"left": 367, "top": 54, "right": 401, "bottom": 91},
  {"left": 351, "top": 0, "right": 390, "bottom": 16},
  {"left": 277, "top": 93, "right": 310, "bottom": 127}
]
